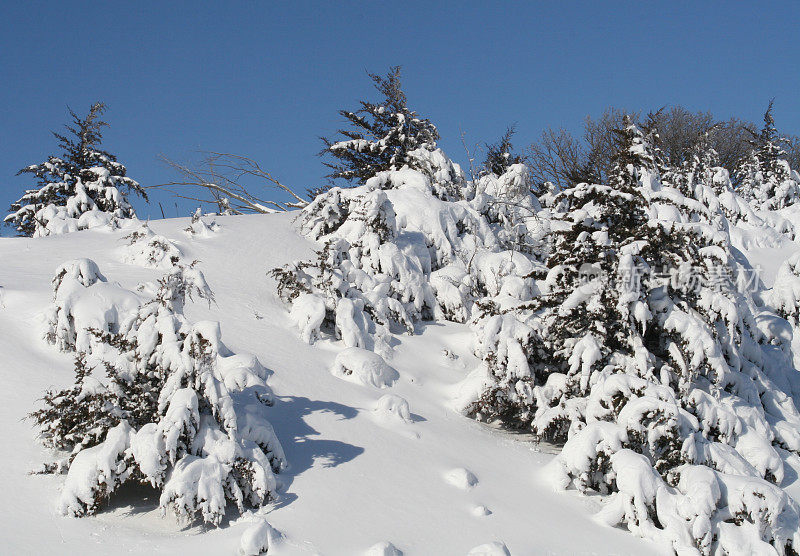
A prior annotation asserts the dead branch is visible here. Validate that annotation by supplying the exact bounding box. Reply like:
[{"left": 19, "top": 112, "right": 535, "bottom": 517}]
[{"left": 149, "top": 152, "right": 308, "bottom": 215}]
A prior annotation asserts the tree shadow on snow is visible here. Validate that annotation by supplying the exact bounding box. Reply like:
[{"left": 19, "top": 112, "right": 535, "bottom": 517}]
[
  {"left": 269, "top": 395, "right": 365, "bottom": 495},
  {"left": 412, "top": 319, "right": 446, "bottom": 335}
]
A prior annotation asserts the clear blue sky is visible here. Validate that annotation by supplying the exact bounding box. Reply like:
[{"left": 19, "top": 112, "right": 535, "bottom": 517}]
[{"left": 1, "top": 1, "right": 798, "bottom": 225}]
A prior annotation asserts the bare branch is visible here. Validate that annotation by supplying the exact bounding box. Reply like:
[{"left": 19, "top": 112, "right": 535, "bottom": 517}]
[{"left": 149, "top": 152, "right": 308, "bottom": 215}]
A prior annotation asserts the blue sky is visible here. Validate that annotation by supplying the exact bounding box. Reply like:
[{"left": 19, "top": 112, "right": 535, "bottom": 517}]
[{"left": 1, "top": 1, "right": 798, "bottom": 225}]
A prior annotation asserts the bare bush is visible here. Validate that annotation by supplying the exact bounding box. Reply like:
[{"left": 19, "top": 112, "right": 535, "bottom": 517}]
[{"left": 527, "top": 106, "right": 760, "bottom": 191}]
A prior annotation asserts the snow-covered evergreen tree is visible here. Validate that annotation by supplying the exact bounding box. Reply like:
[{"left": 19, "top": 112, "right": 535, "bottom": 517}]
[
  {"left": 463, "top": 120, "right": 800, "bottom": 553},
  {"left": 33, "top": 260, "right": 285, "bottom": 525},
  {"left": 5, "top": 102, "right": 146, "bottom": 237},
  {"left": 483, "top": 126, "right": 525, "bottom": 178},
  {"left": 274, "top": 145, "right": 549, "bottom": 349},
  {"left": 735, "top": 102, "right": 800, "bottom": 210},
  {"left": 466, "top": 118, "right": 656, "bottom": 428},
  {"left": 322, "top": 66, "right": 440, "bottom": 187}
]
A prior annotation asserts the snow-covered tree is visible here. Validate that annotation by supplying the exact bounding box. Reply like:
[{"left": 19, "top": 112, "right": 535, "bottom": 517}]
[
  {"left": 5, "top": 102, "right": 146, "bottom": 237},
  {"left": 473, "top": 163, "right": 547, "bottom": 256},
  {"left": 33, "top": 260, "right": 285, "bottom": 525},
  {"left": 122, "top": 223, "right": 182, "bottom": 269},
  {"left": 735, "top": 101, "right": 800, "bottom": 210},
  {"left": 663, "top": 130, "right": 718, "bottom": 196},
  {"left": 322, "top": 66, "right": 440, "bottom": 186},
  {"left": 466, "top": 118, "right": 657, "bottom": 428},
  {"left": 273, "top": 143, "right": 550, "bottom": 360},
  {"left": 483, "top": 126, "right": 525, "bottom": 177},
  {"left": 463, "top": 121, "right": 800, "bottom": 553}
]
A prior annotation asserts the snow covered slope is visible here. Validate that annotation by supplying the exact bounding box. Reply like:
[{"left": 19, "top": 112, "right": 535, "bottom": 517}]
[
  {"left": 2, "top": 212, "right": 799, "bottom": 555},
  {"left": 0, "top": 212, "right": 667, "bottom": 555}
]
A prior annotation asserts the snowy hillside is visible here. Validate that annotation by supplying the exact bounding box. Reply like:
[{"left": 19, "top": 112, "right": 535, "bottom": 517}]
[
  {"left": 5, "top": 97, "right": 800, "bottom": 555},
  {"left": 0, "top": 212, "right": 679, "bottom": 555},
  {"left": 2, "top": 204, "right": 800, "bottom": 555}
]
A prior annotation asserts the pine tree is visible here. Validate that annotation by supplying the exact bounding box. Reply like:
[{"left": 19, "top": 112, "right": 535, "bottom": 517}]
[
  {"left": 677, "top": 132, "right": 723, "bottom": 194},
  {"left": 33, "top": 261, "right": 285, "bottom": 525},
  {"left": 467, "top": 117, "right": 656, "bottom": 428},
  {"left": 483, "top": 126, "right": 524, "bottom": 177},
  {"left": 321, "top": 66, "right": 439, "bottom": 185},
  {"left": 5, "top": 102, "right": 146, "bottom": 237},
  {"left": 735, "top": 101, "right": 799, "bottom": 209},
  {"left": 640, "top": 109, "right": 673, "bottom": 181}
]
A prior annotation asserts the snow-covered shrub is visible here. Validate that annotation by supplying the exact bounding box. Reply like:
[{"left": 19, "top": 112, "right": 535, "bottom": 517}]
[
  {"left": 767, "top": 252, "right": 800, "bottom": 323},
  {"left": 272, "top": 151, "right": 548, "bottom": 350},
  {"left": 121, "top": 223, "right": 182, "bottom": 269},
  {"left": 586, "top": 451, "right": 800, "bottom": 554},
  {"left": 32, "top": 261, "right": 285, "bottom": 525},
  {"left": 184, "top": 207, "right": 220, "bottom": 237},
  {"left": 331, "top": 347, "right": 398, "bottom": 388},
  {"left": 5, "top": 103, "right": 145, "bottom": 237},
  {"left": 45, "top": 258, "right": 141, "bottom": 352}
]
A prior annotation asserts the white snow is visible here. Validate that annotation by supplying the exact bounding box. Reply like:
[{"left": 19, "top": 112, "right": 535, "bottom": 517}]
[
  {"left": 364, "top": 541, "right": 403, "bottom": 556},
  {"left": 467, "top": 541, "right": 511, "bottom": 556}
]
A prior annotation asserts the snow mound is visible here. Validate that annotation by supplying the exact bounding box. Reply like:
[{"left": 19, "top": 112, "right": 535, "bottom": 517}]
[
  {"left": 445, "top": 467, "right": 479, "bottom": 490},
  {"left": 239, "top": 519, "right": 281, "bottom": 555},
  {"left": 331, "top": 347, "right": 398, "bottom": 388},
  {"left": 373, "top": 394, "right": 412, "bottom": 423}
]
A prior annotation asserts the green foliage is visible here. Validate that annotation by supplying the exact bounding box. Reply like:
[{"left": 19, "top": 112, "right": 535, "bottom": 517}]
[{"left": 321, "top": 66, "right": 439, "bottom": 185}]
